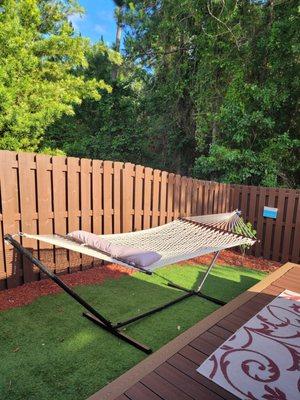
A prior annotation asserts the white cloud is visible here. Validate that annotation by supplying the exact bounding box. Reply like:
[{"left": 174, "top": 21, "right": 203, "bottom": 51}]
[
  {"left": 96, "top": 10, "right": 114, "bottom": 21},
  {"left": 68, "top": 13, "right": 85, "bottom": 31},
  {"left": 94, "top": 24, "right": 107, "bottom": 34}
]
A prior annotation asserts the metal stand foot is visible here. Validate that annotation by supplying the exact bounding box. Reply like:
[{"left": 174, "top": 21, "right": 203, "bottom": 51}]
[
  {"left": 195, "top": 292, "right": 226, "bottom": 306},
  {"left": 83, "top": 312, "right": 152, "bottom": 354}
]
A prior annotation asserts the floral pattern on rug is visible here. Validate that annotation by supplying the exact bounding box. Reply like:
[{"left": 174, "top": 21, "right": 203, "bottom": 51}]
[{"left": 197, "top": 289, "right": 300, "bottom": 400}]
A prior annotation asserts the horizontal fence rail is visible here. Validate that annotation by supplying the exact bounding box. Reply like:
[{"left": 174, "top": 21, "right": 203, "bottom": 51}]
[{"left": 0, "top": 150, "right": 299, "bottom": 290}]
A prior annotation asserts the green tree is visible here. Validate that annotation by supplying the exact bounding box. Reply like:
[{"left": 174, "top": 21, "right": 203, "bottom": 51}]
[
  {"left": 43, "top": 41, "right": 152, "bottom": 165},
  {"left": 122, "top": 0, "right": 299, "bottom": 186},
  {"left": 0, "top": 0, "right": 110, "bottom": 152}
]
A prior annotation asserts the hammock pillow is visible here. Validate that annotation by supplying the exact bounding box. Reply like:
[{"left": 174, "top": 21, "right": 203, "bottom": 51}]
[{"left": 67, "top": 230, "right": 162, "bottom": 268}]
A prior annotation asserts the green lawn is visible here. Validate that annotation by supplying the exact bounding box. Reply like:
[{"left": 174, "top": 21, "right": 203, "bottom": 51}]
[{"left": 0, "top": 264, "right": 266, "bottom": 400}]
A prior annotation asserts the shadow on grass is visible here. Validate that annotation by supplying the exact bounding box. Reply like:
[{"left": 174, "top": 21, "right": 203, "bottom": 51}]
[{"left": 0, "top": 263, "right": 265, "bottom": 400}]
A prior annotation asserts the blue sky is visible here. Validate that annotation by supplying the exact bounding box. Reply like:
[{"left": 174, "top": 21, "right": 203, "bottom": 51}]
[{"left": 69, "top": 0, "right": 117, "bottom": 45}]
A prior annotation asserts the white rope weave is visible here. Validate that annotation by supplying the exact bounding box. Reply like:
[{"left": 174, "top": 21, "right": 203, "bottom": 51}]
[{"left": 22, "top": 211, "right": 256, "bottom": 272}]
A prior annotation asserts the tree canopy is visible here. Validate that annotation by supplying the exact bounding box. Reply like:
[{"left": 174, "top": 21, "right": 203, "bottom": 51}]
[
  {"left": 0, "top": 0, "right": 299, "bottom": 188},
  {"left": 0, "top": 0, "right": 110, "bottom": 152}
]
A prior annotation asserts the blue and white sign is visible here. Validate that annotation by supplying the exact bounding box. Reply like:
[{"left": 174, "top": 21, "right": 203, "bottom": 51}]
[{"left": 263, "top": 206, "right": 278, "bottom": 219}]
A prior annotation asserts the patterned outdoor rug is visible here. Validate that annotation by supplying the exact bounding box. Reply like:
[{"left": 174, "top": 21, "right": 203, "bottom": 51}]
[{"left": 197, "top": 289, "right": 300, "bottom": 400}]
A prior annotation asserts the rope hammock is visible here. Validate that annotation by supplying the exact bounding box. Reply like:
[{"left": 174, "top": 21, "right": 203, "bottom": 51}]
[
  {"left": 19, "top": 210, "right": 255, "bottom": 273},
  {"left": 5, "top": 210, "right": 256, "bottom": 354}
]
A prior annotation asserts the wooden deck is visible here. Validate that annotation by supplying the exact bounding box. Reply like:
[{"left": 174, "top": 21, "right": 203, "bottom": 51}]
[{"left": 89, "top": 262, "right": 300, "bottom": 400}]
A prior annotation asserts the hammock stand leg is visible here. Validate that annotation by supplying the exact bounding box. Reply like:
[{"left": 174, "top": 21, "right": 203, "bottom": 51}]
[
  {"left": 167, "top": 251, "right": 226, "bottom": 306},
  {"left": 113, "top": 291, "right": 194, "bottom": 329},
  {"left": 4, "top": 234, "right": 152, "bottom": 355}
]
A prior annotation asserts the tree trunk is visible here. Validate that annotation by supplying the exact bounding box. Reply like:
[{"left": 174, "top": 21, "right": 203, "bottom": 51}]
[{"left": 112, "top": 6, "right": 122, "bottom": 80}]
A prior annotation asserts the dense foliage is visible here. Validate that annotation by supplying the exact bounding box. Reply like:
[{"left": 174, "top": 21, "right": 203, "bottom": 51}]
[
  {"left": 0, "top": 0, "right": 110, "bottom": 152},
  {"left": 0, "top": 0, "right": 299, "bottom": 187},
  {"left": 122, "top": 0, "right": 299, "bottom": 187}
]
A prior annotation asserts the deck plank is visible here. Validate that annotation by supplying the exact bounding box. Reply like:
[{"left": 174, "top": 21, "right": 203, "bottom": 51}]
[
  {"left": 168, "top": 353, "right": 239, "bottom": 400},
  {"left": 125, "top": 382, "right": 162, "bottom": 400},
  {"left": 155, "top": 363, "right": 222, "bottom": 400},
  {"left": 141, "top": 371, "right": 193, "bottom": 400},
  {"left": 89, "top": 262, "right": 300, "bottom": 400}
]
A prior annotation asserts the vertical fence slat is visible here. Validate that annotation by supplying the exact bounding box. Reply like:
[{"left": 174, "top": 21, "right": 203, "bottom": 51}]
[
  {"left": 103, "top": 161, "right": 113, "bottom": 234},
  {"left": 152, "top": 170, "right": 160, "bottom": 227},
  {"left": 0, "top": 151, "right": 21, "bottom": 288},
  {"left": 173, "top": 175, "right": 181, "bottom": 220},
  {"left": 18, "top": 152, "right": 39, "bottom": 282},
  {"left": 281, "top": 191, "right": 296, "bottom": 262},
  {"left": 143, "top": 167, "right": 152, "bottom": 229},
  {"left": 122, "top": 163, "right": 134, "bottom": 233},
  {"left": 292, "top": 194, "right": 300, "bottom": 263},
  {"left": 0, "top": 216, "right": 6, "bottom": 289},
  {"left": 134, "top": 165, "right": 143, "bottom": 231},
  {"left": 180, "top": 177, "right": 187, "bottom": 217},
  {"left": 239, "top": 185, "right": 248, "bottom": 218},
  {"left": 167, "top": 173, "right": 174, "bottom": 222},
  {"left": 263, "top": 188, "right": 277, "bottom": 259},
  {"left": 186, "top": 178, "right": 193, "bottom": 217},
  {"left": 67, "top": 157, "right": 81, "bottom": 271},
  {"left": 191, "top": 180, "right": 198, "bottom": 216},
  {"left": 160, "top": 171, "right": 167, "bottom": 225},
  {"left": 92, "top": 159, "right": 102, "bottom": 235},
  {"left": 254, "top": 187, "right": 267, "bottom": 257},
  {"left": 113, "top": 162, "right": 123, "bottom": 234},
  {"left": 80, "top": 158, "right": 93, "bottom": 268},
  {"left": 272, "top": 189, "right": 286, "bottom": 261},
  {"left": 36, "top": 154, "right": 55, "bottom": 274},
  {"left": 248, "top": 186, "right": 257, "bottom": 225},
  {"left": 53, "top": 156, "right": 69, "bottom": 273},
  {"left": 196, "top": 182, "right": 204, "bottom": 215},
  {"left": 213, "top": 183, "right": 219, "bottom": 214}
]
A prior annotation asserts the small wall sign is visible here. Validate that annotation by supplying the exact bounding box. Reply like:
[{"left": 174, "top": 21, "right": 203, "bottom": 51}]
[{"left": 263, "top": 206, "right": 278, "bottom": 219}]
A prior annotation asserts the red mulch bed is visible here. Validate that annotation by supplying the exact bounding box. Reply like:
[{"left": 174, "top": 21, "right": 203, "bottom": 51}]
[{"left": 0, "top": 250, "right": 281, "bottom": 312}]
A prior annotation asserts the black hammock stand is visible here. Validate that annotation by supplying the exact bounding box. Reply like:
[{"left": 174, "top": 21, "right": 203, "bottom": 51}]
[{"left": 4, "top": 234, "right": 225, "bottom": 354}]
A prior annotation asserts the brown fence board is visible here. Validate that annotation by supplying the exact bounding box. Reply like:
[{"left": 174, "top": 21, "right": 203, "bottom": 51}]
[
  {"left": 180, "top": 177, "right": 187, "bottom": 217},
  {"left": 292, "top": 199, "right": 300, "bottom": 263},
  {"left": 103, "top": 161, "right": 113, "bottom": 234},
  {"left": 134, "top": 165, "right": 143, "bottom": 232},
  {"left": 18, "top": 152, "right": 39, "bottom": 282},
  {"left": 173, "top": 175, "right": 181, "bottom": 219},
  {"left": 81, "top": 158, "right": 93, "bottom": 268},
  {"left": 272, "top": 189, "right": 286, "bottom": 261},
  {"left": 167, "top": 173, "right": 174, "bottom": 223},
  {"left": 92, "top": 159, "right": 103, "bottom": 235},
  {"left": 281, "top": 191, "right": 296, "bottom": 262},
  {"left": 36, "top": 155, "right": 55, "bottom": 274},
  {"left": 67, "top": 157, "right": 81, "bottom": 271},
  {"left": 159, "top": 171, "right": 168, "bottom": 225},
  {"left": 122, "top": 163, "right": 134, "bottom": 233},
  {"left": 152, "top": 170, "right": 160, "bottom": 227},
  {"left": 53, "top": 156, "right": 69, "bottom": 272},
  {"left": 263, "top": 188, "right": 277, "bottom": 259},
  {"left": 0, "top": 216, "right": 6, "bottom": 290},
  {"left": 0, "top": 149, "right": 299, "bottom": 290},
  {"left": 186, "top": 178, "right": 193, "bottom": 217},
  {"left": 0, "top": 151, "right": 21, "bottom": 288},
  {"left": 113, "top": 162, "right": 123, "bottom": 234},
  {"left": 143, "top": 167, "right": 152, "bottom": 229},
  {"left": 254, "top": 187, "right": 267, "bottom": 257}
]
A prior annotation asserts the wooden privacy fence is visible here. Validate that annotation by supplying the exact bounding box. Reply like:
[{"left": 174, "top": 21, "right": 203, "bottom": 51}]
[{"left": 0, "top": 150, "right": 299, "bottom": 290}]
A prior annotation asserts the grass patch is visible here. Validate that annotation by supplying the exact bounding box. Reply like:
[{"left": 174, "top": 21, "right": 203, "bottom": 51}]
[{"left": 0, "top": 264, "right": 266, "bottom": 400}]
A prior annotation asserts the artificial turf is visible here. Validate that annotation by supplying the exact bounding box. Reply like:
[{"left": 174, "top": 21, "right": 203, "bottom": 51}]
[{"left": 0, "top": 263, "right": 266, "bottom": 400}]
